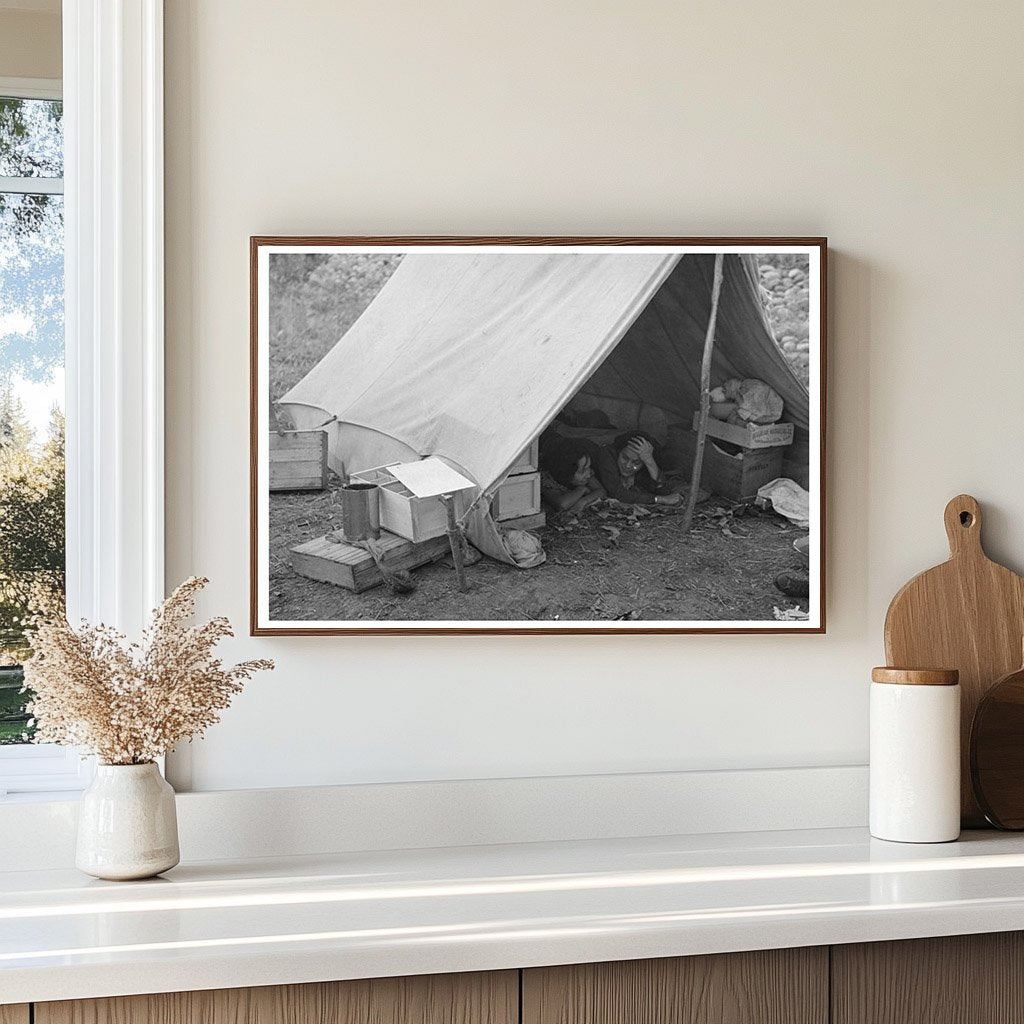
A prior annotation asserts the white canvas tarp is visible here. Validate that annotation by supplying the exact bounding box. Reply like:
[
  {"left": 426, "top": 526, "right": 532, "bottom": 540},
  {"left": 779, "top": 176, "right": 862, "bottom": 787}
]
[{"left": 281, "top": 253, "right": 677, "bottom": 491}]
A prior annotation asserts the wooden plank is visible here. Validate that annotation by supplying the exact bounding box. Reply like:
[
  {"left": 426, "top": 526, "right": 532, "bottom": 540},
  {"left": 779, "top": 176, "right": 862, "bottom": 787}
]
[
  {"left": 690, "top": 411, "right": 794, "bottom": 449},
  {"left": 291, "top": 531, "right": 451, "bottom": 593},
  {"left": 0, "top": 1007, "right": 29, "bottom": 1024},
  {"left": 832, "top": 933, "right": 1024, "bottom": 1024},
  {"left": 500, "top": 510, "right": 546, "bottom": 532},
  {"left": 270, "top": 474, "right": 325, "bottom": 492},
  {"left": 269, "top": 430, "right": 327, "bottom": 451},
  {"left": 269, "top": 445, "right": 323, "bottom": 460},
  {"left": 36, "top": 971, "right": 518, "bottom": 1024},
  {"left": 269, "top": 458, "right": 326, "bottom": 472},
  {"left": 523, "top": 950, "right": 827, "bottom": 1024},
  {"left": 268, "top": 461, "right": 325, "bottom": 478}
]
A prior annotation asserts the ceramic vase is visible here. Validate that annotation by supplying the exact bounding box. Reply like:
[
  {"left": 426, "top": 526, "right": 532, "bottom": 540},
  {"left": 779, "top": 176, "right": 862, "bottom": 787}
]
[{"left": 76, "top": 762, "right": 180, "bottom": 880}]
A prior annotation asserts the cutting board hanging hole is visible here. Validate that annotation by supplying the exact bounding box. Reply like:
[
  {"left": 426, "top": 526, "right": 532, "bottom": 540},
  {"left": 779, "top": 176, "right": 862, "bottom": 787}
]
[{"left": 944, "top": 494, "right": 982, "bottom": 555}]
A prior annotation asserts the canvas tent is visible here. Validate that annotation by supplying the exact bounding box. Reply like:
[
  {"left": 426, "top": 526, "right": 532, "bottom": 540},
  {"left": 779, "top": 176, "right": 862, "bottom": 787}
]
[{"left": 278, "top": 252, "right": 810, "bottom": 565}]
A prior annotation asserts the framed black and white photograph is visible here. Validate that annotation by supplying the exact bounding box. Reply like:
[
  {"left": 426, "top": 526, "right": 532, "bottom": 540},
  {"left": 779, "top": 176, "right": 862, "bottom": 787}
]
[{"left": 250, "top": 237, "right": 826, "bottom": 635}]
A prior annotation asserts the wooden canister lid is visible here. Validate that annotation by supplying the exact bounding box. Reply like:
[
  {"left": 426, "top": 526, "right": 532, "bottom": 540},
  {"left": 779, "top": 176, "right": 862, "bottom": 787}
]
[{"left": 871, "top": 667, "right": 960, "bottom": 686}]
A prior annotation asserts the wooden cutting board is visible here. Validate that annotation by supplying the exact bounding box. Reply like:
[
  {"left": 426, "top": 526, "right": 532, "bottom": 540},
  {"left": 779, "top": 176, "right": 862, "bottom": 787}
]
[{"left": 884, "top": 494, "right": 1024, "bottom": 826}]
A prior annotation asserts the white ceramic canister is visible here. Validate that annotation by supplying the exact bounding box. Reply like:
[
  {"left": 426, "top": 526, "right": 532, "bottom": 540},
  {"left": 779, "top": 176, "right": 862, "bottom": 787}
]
[{"left": 870, "top": 667, "right": 961, "bottom": 843}]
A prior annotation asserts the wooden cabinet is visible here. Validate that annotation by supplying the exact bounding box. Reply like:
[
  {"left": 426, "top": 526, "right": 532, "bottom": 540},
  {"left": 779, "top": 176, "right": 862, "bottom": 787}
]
[
  {"left": 14, "top": 933, "right": 1024, "bottom": 1024},
  {"left": 522, "top": 948, "right": 828, "bottom": 1024},
  {"left": 35, "top": 971, "right": 517, "bottom": 1024},
  {"left": 831, "top": 932, "right": 1024, "bottom": 1024}
]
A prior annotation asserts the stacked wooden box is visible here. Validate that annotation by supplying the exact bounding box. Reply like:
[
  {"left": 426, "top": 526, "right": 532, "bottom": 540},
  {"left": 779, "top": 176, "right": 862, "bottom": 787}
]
[
  {"left": 349, "top": 464, "right": 452, "bottom": 543},
  {"left": 492, "top": 439, "right": 542, "bottom": 521},
  {"left": 676, "top": 414, "right": 794, "bottom": 500},
  {"left": 269, "top": 430, "right": 329, "bottom": 491}
]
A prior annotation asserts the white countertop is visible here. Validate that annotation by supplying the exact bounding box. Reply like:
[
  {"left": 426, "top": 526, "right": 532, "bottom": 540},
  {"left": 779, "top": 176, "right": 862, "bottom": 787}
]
[{"left": 4, "top": 826, "right": 1024, "bottom": 1005}]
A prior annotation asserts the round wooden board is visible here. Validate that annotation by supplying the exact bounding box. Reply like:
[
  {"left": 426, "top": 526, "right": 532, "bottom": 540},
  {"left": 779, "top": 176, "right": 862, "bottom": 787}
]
[{"left": 971, "top": 664, "right": 1024, "bottom": 829}]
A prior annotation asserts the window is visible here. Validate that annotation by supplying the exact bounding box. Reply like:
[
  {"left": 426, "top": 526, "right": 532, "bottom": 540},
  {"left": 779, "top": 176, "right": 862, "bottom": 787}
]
[
  {"left": 0, "top": 79, "right": 83, "bottom": 795},
  {"left": 1, "top": 5, "right": 166, "bottom": 798}
]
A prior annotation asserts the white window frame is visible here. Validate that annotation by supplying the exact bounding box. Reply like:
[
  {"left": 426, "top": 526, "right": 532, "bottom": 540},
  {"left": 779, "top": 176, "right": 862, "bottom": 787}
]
[
  {"left": 0, "top": 75, "right": 83, "bottom": 795},
  {"left": 0, "top": 0, "right": 164, "bottom": 797}
]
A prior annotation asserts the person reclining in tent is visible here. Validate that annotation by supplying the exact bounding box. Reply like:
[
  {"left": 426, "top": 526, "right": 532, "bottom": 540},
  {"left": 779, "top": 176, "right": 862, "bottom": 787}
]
[
  {"left": 539, "top": 438, "right": 606, "bottom": 513},
  {"left": 592, "top": 431, "right": 681, "bottom": 507}
]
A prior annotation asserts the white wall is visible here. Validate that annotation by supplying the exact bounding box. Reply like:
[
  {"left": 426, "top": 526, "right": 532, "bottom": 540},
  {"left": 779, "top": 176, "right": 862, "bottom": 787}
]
[{"left": 164, "top": 1, "right": 1024, "bottom": 792}]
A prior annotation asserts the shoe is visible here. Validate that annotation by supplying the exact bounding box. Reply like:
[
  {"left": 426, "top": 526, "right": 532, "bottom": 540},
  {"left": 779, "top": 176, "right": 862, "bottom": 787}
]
[{"left": 774, "top": 569, "right": 809, "bottom": 598}]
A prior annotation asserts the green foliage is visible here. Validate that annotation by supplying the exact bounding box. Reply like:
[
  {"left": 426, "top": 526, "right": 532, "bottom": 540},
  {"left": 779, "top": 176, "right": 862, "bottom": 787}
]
[
  {"left": 0, "top": 665, "right": 30, "bottom": 743},
  {"left": 0, "top": 393, "right": 65, "bottom": 663},
  {"left": 0, "top": 97, "right": 62, "bottom": 238},
  {"left": 0, "top": 395, "right": 64, "bottom": 743},
  {"left": 268, "top": 253, "right": 403, "bottom": 425}
]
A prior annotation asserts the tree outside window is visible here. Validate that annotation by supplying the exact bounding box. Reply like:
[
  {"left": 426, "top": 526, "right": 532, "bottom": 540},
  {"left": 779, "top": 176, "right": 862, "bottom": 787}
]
[{"left": 0, "top": 94, "right": 65, "bottom": 744}]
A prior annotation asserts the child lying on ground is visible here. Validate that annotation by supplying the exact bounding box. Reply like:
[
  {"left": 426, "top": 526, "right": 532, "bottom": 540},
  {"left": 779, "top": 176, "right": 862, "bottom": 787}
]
[{"left": 539, "top": 439, "right": 606, "bottom": 513}]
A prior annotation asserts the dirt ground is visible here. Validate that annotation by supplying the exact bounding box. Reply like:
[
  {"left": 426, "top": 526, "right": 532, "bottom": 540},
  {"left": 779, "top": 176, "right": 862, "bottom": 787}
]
[{"left": 268, "top": 486, "right": 808, "bottom": 623}]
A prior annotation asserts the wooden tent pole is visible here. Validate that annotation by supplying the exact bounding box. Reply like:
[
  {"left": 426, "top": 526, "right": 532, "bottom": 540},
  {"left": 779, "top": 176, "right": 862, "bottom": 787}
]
[
  {"left": 680, "top": 253, "right": 726, "bottom": 533},
  {"left": 442, "top": 494, "right": 468, "bottom": 592}
]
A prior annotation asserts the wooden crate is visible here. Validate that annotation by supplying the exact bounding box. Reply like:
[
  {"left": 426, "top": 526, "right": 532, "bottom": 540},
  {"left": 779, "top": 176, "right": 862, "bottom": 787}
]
[
  {"left": 492, "top": 472, "right": 541, "bottom": 521},
  {"left": 703, "top": 439, "right": 784, "bottom": 500},
  {"left": 691, "top": 412, "right": 794, "bottom": 449},
  {"left": 269, "top": 430, "right": 328, "bottom": 491},
  {"left": 350, "top": 465, "right": 449, "bottom": 543},
  {"left": 665, "top": 428, "right": 785, "bottom": 500},
  {"left": 508, "top": 438, "right": 539, "bottom": 474},
  {"left": 291, "top": 531, "right": 450, "bottom": 593}
]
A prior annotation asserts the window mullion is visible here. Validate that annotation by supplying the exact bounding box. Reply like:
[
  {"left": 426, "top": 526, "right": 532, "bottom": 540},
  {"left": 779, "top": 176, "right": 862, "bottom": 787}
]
[{"left": 0, "top": 175, "right": 64, "bottom": 195}]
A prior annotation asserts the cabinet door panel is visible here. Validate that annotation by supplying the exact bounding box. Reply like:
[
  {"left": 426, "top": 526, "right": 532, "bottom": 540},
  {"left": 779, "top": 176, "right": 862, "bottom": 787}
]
[
  {"left": 0, "top": 1007, "right": 29, "bottom": 1024},
  {"left": 832, "top": 932, "right": 1024, "bottom": 1024},
  {"left": 523, "top": 948, "right": 828, "bottom": 1024},
  {"left": 36, "top": 970, "right": 517, "bottom": 1024}
]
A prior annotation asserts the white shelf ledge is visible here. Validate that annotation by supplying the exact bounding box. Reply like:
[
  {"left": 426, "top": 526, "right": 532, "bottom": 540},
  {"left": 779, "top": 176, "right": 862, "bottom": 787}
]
[{"left": 5, "top": 826, "right": 1024, "bottom": 1005}]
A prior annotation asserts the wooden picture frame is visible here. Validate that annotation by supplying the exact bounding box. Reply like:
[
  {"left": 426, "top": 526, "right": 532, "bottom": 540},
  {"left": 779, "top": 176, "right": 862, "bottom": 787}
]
[{"left": 251, "top": 237, "right": 827, "bottom": 635}]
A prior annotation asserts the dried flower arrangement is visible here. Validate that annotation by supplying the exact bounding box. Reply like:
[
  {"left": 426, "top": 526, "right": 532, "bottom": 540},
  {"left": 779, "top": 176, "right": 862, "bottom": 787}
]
[{"left": 23, "top": 577, "right": 273, "bottom": 765}]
